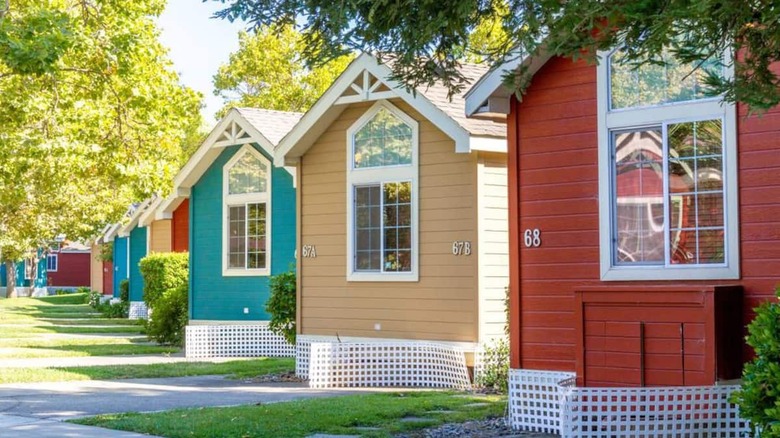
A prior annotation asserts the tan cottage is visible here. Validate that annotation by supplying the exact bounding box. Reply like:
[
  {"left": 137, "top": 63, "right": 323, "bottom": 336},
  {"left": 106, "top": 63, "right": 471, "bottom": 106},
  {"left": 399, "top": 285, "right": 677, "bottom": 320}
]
[{"left": 276, "top": 53, "right": 508, "bottom": 387}]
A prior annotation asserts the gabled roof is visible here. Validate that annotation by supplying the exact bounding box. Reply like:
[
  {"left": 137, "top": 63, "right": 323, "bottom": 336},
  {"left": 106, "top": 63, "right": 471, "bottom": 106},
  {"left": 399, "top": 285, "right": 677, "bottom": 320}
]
[
  {"left": 103, "top": 204, "right": 138, "bottom": 242},
  {"left": 138, "top": 196, "right": 164, "bottom": 227},
  {"left": 173, "top": 107, "right": 302, "bottom": 191},
  {"left": 464, "top": 47, "right": 552, "bottom": 118},
  {"left": 276, "top": 53, "right": 506, "bottom": 166},
  {"left": 118, "top": 198, "right": 154, "bottom": 238}
]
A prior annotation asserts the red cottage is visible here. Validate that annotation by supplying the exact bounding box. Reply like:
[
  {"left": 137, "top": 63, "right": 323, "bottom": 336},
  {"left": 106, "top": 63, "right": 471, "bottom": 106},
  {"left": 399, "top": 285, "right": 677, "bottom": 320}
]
[
  {"left": 48, "top": 242, "right": 91, "bottom": 290},
  {"left": 466, "top": 50, "right": 778, "bottom": 435}
]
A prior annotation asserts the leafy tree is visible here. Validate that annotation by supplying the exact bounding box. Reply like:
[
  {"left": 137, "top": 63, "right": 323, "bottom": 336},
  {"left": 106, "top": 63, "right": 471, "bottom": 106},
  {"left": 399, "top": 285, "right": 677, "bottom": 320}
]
[
  {"left": 0, "top": 0, "right": 203, "bottom": 280},
  {"left": 212, "top": 24, "right": 352, "bottom": 117},
  {"left": 212, "top": 0, "right": 780, "bottom": 111}
]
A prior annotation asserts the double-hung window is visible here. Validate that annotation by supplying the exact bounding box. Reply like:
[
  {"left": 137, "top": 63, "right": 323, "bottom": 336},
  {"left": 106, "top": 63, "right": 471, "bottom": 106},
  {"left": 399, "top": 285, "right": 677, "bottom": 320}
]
[
  {"left": 597, "top": 48, "right": 739, "bottom": 281},
  {"left": 46, "top": 254, "right": 58, "bottom": 272},
  {"left": 223, "top": 145, "right": 271, "bottom": 276},
  {"left": 346, "top": 101, "right": 419, "bottom": 281}
]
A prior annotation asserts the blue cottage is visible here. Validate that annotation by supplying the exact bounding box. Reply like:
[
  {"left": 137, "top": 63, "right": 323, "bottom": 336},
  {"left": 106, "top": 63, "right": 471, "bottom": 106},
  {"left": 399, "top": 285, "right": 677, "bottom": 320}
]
[
  {"left": 1, "top": 255, "right": 47, "bottom": 297},
  {"left": 165, "top": 108, "right": 300, "bottom": 358},
  {"left": 117, "top": 198, "right": 154, "bottom": 319}
]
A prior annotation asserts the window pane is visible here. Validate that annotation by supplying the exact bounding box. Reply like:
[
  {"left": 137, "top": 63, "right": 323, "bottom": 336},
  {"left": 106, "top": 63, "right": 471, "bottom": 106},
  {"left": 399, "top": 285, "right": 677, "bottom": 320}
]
[
  {"left": 610, "top": 48, "right": 721, "bottom": 110},
  {"left": 353, "top": 108, "right": 413, "bottom": 168},
  {"left": 668, "top": 120, "right": 725, "bottom": 264},
  {"left": 228, "top": 151, "right": 268, "bottom": 194},
  {"left": 382, "top": 181, "right": 412, "bottom": 272},
  {"left": 228, "top": 205, "right": 246, "bottom": 268},
  {"left": 613, "top": 129, "right": 665, "bottom": 264},
  {"left": 354, "top": 185, "right": 381, "bottom": 271},
  {"left": 247, "top": 203, "right": 266, "bottom": 269}
]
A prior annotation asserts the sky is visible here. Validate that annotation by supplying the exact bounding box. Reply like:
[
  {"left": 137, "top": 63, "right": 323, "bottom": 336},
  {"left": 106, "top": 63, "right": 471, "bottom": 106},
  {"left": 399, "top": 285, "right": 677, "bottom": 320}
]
[{"left": 158, "top": 0, "right": 248, "bottom": 122}]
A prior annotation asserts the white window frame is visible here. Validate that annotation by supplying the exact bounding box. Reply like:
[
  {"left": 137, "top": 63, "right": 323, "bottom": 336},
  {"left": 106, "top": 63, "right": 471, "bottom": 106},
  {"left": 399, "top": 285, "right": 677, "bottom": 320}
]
[
  {"left": 346, "top": 100, "right": 419, "bottom": 282},
  {"left": 597, "top": 48, "right": 739, "bottom": 281},
  {"left": 222, "top": 144, "right": 272, "bottom": 277},
  {"left": 24, "top": 259, "right": 33, "bottom": 280},
  {"left": 47, "top": 254, "right": 58, "bottom": 272}
]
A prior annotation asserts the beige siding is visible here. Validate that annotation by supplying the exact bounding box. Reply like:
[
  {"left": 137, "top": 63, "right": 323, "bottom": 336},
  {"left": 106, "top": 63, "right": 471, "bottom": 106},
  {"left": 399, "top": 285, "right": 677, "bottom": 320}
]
[
  {"left": 149, "top": 220, "right": 172, "bottom": 253},
  {"left": 299, "top": 100, "right": 480, "bottom": 343},
  {"left": 90, "top": 243, "right": 103, "bottom": 293},
  {"left": 477, "top": 152, "right": 509, "bottom": 342}
]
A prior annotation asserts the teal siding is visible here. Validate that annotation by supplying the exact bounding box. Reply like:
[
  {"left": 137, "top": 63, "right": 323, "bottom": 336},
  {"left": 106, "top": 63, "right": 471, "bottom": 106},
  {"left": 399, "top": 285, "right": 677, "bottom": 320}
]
[
  {"left": 112, "top": 236, "right": 129, "bottom": 298},
  {"left": 190, "top": 144, "right": 297, "bottom": 321},
  {"left": 0, "top": 256, "right": 47, "bottom": 288},
  {"left": 128, "top": 227, "right": 147, "bottom": 302}
]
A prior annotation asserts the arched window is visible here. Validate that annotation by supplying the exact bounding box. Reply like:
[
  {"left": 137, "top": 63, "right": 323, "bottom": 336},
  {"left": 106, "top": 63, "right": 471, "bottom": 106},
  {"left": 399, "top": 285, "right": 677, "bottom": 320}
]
[
  {"left": 223, "top": 145, "right": 271, "bottom": 275},
  {"left": 346, "top": 101, "right": 419, "bottom": 281},
  {"left": 597, "top": 48, "right": 738, "bottom": 281}
]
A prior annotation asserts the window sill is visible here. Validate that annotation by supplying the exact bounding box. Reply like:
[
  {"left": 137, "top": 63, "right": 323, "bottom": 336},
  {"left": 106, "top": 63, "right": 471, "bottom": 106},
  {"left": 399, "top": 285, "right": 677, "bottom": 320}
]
[
  {"left": 222, "top": 269, "right": 270, "bottom": 277},
  {"left": 347, "top": 272, "right": 419, "bottom": 282},
  {"left": 600, "top": 264, "right": 740, "bottom": 282}
]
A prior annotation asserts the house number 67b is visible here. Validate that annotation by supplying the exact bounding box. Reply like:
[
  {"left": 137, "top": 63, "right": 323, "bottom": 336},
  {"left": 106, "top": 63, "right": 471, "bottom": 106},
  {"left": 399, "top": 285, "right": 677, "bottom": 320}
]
[{"left": 524, "top": 229, "right": 541, "bottom": 248}]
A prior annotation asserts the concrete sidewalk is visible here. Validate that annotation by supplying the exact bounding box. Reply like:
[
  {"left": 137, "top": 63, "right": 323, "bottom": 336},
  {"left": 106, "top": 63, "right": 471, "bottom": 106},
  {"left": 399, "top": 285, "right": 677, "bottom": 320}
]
[
  {"left": 0, "top": 353, "right": 248, "bottom": 368},
  {"left": 0, "top": 414, "right": 157, "bottom": 437}
]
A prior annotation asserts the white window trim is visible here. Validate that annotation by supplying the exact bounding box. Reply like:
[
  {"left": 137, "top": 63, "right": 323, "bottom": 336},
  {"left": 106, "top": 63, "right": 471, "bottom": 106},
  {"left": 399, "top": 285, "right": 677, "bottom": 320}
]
[
  {"left": 597, "top": 49, "right": 740, "bottom": 281},
  {"left": 47, "top": 254, "right": 58, "bottom": 272},
  {"left": 221, "top": 144, "right": 272, "bottom": 277},
  {"left": 346, "top": 100, "right": 419, "bottom": 282},
  {"left": 24, "top": 259, "right": 33, "bottom": 280}
]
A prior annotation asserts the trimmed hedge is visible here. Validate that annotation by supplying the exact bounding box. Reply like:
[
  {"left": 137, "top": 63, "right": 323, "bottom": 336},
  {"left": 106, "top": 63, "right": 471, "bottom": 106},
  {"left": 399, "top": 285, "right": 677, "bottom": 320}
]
[
  {"left": 139, "top": 252, "right": 189, "bottom": 346},
  {"left": 139, "top": 252, "right": 188, "bottom": 309},
  {"left": 266, "top": 268, "right": 296, "bottom": 344}
]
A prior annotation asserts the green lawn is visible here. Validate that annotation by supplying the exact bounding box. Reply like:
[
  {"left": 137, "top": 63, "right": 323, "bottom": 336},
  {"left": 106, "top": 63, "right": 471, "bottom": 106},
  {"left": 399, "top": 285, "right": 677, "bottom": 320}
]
[
  {"left": 0, "top": 357, "right": 294, "bottom": 384},
  {"left": 73, "top": 391, "right": 506, "bottom": 438}
]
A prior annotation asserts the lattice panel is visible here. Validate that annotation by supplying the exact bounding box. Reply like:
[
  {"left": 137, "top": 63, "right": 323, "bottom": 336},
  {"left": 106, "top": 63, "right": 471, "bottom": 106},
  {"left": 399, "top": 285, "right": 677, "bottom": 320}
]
[
  {"left": 562, "top": 385, "right": 749, "bottom": 438},
  {"left": 508, "top": 369, "right": 575, "bottom": 434},
  {"left": 295, "top": 339, "right": 311, "bottom": 379},
  {"left": 308, "top": 342, "right": 470, "bottom": 389},
  {"left": 128, "top": 301, "right": 148, "bottom": 320},
  {"left": 185, "top": 324, "right": 295, "bottom": 358}
]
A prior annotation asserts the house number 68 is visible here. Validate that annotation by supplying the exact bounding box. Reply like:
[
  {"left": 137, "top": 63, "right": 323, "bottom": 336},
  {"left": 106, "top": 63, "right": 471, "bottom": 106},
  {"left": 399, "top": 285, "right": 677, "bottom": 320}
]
[{"left": 524, "top": 229, "right": 541, "bottom": 248}]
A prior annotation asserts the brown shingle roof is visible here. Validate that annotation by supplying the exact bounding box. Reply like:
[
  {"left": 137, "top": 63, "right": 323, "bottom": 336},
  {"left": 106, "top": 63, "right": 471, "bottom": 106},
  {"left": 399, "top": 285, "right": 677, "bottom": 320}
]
[{"left": 234, "top": 108, "right": 304, "bottom": 146}]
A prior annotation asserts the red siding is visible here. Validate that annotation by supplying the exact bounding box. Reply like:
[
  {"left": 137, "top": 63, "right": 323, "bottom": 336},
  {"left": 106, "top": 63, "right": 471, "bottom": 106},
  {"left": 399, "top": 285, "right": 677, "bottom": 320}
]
[
  {"left": 47, "top": 252, "right": 91, "bottom": 288},
  {"left": 102, "top": 260, "right": 113, "bottom": 295},
  {"left": 172, "top": 199, "right": 189, "bottom": 253},
  {"left": 509, "top": 56, "right": 780, "bottom": 382}
]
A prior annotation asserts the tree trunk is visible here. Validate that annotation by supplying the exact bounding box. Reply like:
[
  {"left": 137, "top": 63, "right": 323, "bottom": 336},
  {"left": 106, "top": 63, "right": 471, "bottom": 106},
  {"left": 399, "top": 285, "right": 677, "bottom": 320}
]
[{"left": 5, "top": 260, "right": 15, "bottom": 298}]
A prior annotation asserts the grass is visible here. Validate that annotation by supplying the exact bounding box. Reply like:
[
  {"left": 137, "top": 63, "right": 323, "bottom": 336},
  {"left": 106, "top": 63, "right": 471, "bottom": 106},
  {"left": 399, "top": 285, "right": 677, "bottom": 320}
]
[
  {"left": 73, "top": 391, "right": 505, "bottom": 438},
  {"left": 0, "top": 325, "right": 145, "bottom": 336},
  {"left": 0, "top": 357, "right": 294, "bottom": 384},
  {"left": 0, "top": 344, "right": 177, "bottom": 359}
]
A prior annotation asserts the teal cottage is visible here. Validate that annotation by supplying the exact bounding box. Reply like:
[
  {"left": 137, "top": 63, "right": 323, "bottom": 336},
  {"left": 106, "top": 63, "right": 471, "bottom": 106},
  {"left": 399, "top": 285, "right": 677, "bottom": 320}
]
[
  {"left": 1, "top": 255, "right": 47, "bottom": 297},
  {"left": 117, "top": 199, "right": 154, "bottom": 319},
  {"left": 162, "top": 108, "right": 300, "bottom": 358},
  {"left": 103, "top": 207, "right": 134, "bottom": 302}
]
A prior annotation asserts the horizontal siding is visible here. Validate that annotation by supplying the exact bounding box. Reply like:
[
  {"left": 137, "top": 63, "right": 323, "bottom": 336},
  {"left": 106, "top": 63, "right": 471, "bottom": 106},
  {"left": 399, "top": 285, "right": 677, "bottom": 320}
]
[
  {"left": 478, "top": 152, "right": 509, "bottom": 342},
  {"left": 300, "top": 99, "right": 479, "bottom": 343},
  {"left": 90, "top": 243, "right": 102, "bottom": 293},
  {"left": 512, "top": 55, "right": 780, "bottom": 376},
  {"left": 149, "top": 219, "right": 172, "bottom": 253}
]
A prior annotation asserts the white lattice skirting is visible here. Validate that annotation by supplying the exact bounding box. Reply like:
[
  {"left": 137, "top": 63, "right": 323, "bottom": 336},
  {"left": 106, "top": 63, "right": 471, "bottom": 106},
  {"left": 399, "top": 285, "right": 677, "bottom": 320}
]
[
  {"left": 509, "top": 369, "right": 750, "bottom": 437},
  {"left": 128, "top": 301, "right": 148, "bottom": 320},
  {"left": 185, "top": 324, "right": 296, "bottom": 358},
  {"left": 295, "top": 339, "right": 311, "bottom": 379},
  {"left": 307, "top": 342, "right": 471, "bottom": 389}
]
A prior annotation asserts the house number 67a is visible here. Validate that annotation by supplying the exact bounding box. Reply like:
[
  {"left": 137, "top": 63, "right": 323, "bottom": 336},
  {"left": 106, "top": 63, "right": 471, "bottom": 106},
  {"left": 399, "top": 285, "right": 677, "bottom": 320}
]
[{"left": 524, "top": 229, "right": 541, "bottom": 248}]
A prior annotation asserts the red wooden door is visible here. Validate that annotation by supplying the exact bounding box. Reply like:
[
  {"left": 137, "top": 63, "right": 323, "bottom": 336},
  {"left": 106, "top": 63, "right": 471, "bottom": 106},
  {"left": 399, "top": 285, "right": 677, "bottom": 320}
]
[{"left": 102, "top": 261, "right": 113, "bottom": 295}]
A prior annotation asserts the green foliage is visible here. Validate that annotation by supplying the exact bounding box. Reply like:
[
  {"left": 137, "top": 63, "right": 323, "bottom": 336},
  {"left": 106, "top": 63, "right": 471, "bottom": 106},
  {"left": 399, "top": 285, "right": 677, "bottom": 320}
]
[
  {"left": 475, "top": 337, "right": 510, "bottom": 393},
  {"left": 733, "top": 287, "right": 780, "bottom": 436},
  {"left": 144, "top": 283, "right": 188, "bottom": 346},
  {"left": 119, "top": 279, "right": 129, "bottom": 303},
  {"left": 97, "top": 243, "right": 113, "bottom": 263},
  {"left": 87, "top": 290, "right": 103, "bottom": 308},
  {"left": 215, "top": 0, "right": 780, "bottom": 111},
  {"left": 138, "top": 252, "right": 189, "bottom": 309},
  {"left": 0, "top": 0, "right": 203, "bottom": 264},
  {"left": 213, "top": 24, "right": 352, "bottom": 118},
  {"left": 96, "top": 301, "right": 129, "bottom": 319},
  {"left": 266, "top": 268, "right": 296, "bottom": 344}
]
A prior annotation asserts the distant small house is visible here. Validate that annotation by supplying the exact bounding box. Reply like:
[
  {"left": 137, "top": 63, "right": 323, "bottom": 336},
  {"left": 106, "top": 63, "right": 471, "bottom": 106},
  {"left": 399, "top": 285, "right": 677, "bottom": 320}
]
[
  {"left": 91, "top": 224, "right": 114, "bottom": 295},
  {"left": 277, "top": 53, "right": 508, "bottom": 388},
  {"left": 103, "top": 207, "right": 136, "bottom": 301},
  {"left": 46, "top": 242, "right": 91, "bottom": 290},
  {"left": 117, "top": 198, "right": 155, "bottom": 319},
  {"left": 164, "top": 107, "right": 300, "bottom": 358},
  {"left": 0, "top": 256, "right": 47, "bottom": 297}
]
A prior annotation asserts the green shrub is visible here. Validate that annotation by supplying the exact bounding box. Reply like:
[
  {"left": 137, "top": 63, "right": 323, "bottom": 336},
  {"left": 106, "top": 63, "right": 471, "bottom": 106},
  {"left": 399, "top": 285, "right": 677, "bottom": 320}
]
[
  {"left": 266, "top": 268, "right": 296, "bottom": 344},
  {"left": 145, "top": 283, "right": 188, "bottom": 346},
  {"left": 76, "top": 286, "right": 91, "bottom": 295},
  {"left": 139, "top": 253, "right": 188, "bottom": 309},
  {"left": 88, "top": 290, "right": 103, "bottom": 307},
  {"left": 475, "top": 338, "right": 510, "bottom": 393},
  {"left": 733, "top": 287, "right": 780, "bottom": 436},
  {"left": 97, "top": 301, "right": 129, "bottom": 318},
  {"left": 119, "top": 279, "right": 129, "bottom": 303}
]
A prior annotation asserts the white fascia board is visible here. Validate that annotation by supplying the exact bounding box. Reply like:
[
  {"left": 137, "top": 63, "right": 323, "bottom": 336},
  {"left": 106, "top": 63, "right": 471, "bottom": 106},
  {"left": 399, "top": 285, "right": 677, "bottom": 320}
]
[
  {"left": 175, "top": 109, "right": 277, "bottom": 190},
  {"left": 118, "top": 198, "right": 153, "bottom": 237},
  {"left": 103, "top": 222, "right": 121, "bottom": 242},
  {"left": 470, "top": 136, "right": 507, "bottom": 153},
  {"left": 138, "top": 197, "right": 164, "bottom": 228},
  {"left": 275, "top": 52, "right": 472, "bottom": 163},
  {"left": 155, "top": 188, "right": 190, "bottom": 220}
]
